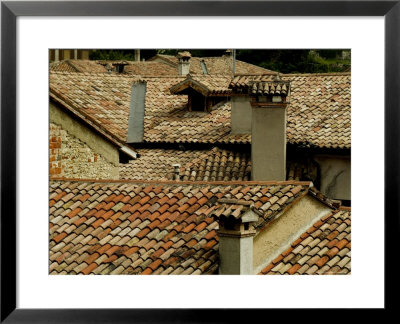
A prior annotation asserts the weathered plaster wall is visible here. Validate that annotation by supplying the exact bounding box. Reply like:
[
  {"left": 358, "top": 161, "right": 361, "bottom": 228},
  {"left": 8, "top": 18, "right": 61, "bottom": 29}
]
[
  {"left": 253, "top": 195, "right": 331, "bottom": 274},
  {"left": 252, "top": 107, "right": 286, "bottom": 181},
  {"left": 49, "top": 103, "right": 119, "bottom": 179},
  {"left": 314, "top": 155, "right": 351, "bottom": 201},
  {"left": 231, "top": 96, "right": 252, "bottom": 134}
]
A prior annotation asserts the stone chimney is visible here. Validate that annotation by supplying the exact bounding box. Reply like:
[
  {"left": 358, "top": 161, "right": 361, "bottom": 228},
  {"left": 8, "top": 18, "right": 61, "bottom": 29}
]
[
  {"left": 229, "top": 75, "right": 290, "bottom": 181},
  {"left": 250, "top": 75, "right": 290, "bottom": 181},
  {"left": 112, "top": 61, "right": 128, "bottom": 73},
  {"left": 177, "top": 51, "right": 191, "bottom": 76},
  {"left": 127, "top": 80, "right": 147, "bottom": 143},
  {"left": 212, "top": 199, "right": 259, "bottom": 275}
]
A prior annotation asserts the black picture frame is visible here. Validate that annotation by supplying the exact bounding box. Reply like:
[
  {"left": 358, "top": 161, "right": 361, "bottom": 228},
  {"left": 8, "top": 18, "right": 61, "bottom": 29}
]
[{"left": 1, "top": 0, "right": 398, "bottom": 322}]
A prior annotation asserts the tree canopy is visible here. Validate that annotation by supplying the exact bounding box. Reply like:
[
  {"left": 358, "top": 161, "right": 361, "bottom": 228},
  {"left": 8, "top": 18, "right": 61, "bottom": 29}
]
[{"left": 89, "top": 49, "right": 350, "bottom": 73}]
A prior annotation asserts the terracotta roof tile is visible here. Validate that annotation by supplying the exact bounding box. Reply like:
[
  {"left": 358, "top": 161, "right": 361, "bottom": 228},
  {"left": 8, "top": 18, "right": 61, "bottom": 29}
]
[
  {"left": 284, "top": 73, "right": 351, "bottom": 149},
  {"left": 149, "top": 54, "right": 276, "bottom": 76},
  {"left": 50, "top": 179, "right": 311, "bottom": 275},
  {"left": 121, "top": 147, "right": 317, "bottom": 186},
  {"left": 50, "top": 71, "right": 350, "bottom": 148},
  {"left": 50, "top": 59, "right": 178, "bottom": 76},
  {"left": 260, "top": 209, "right": 351, "bottom": 275}
]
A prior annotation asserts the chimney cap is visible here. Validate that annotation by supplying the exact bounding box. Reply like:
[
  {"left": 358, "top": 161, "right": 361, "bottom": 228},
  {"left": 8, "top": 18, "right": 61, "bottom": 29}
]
[
  {"left": 112, "top": 61, "right": 129, "bottom": 66},
  {"left": 224, "top": 49, "right": 233, "bottom": 56},
  {"left": 177, "top": 51, "right": 192, "bottom": 59},
  {"left": 212, "top": 198, "right": 259, "bottom": 223}
]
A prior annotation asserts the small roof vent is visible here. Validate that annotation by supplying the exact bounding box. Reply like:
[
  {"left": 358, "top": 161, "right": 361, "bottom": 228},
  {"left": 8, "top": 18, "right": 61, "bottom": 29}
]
[{"left": 200, "top": 59, "right": 208, "bottom": 75}]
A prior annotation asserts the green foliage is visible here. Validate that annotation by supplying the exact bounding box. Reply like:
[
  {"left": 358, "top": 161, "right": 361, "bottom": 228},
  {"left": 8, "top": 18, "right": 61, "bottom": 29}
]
[
  {"left": 89, "top": 49, "right": 350, "bottom": 73},
  {"left": 90, "top": 49, "right": 157, "bottom": 61},
  {"left": 157, "top": 49, "right": 227, "bottom": 57},
  {"left": 236, "top": 49, "right": 350, "bottom": 73}
]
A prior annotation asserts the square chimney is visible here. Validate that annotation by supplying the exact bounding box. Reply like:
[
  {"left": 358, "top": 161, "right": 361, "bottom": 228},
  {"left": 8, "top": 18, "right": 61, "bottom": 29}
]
[
  {"left": 249, "top": 76, "right": 290, "bottom": 181},
  {"left": 212, "top": 198, "right": 259, "bottom": 275},
  {"left": 230, "top": 74, "right": 290, "bottom": 181},
  {"left": 177, "top": 51, "right": 191, "bottom": 76}
]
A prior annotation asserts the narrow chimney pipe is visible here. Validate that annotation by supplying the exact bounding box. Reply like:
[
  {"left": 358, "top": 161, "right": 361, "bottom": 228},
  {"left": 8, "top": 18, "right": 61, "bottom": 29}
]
[
  {"left": 134, "top": 49, "right": 140, "bottom": 62},
  {"left": 172, "top": 164, "right": 181, "bottom": 181}
]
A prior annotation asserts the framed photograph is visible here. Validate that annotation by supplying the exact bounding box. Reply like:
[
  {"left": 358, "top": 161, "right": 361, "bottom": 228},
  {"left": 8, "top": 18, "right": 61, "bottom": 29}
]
[{"left": 1, "top": 0, "right": 397, "bottom": 322}]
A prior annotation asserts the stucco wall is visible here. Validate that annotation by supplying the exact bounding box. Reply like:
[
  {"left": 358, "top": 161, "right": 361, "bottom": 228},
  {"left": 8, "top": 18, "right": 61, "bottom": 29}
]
[
  {"left": 252, "top": 107, "right": 286, "bottom": 181},
  {"left": 253, "top": 195, "right": 331, "bottom": 274},
  {"left": 231, "top": 96, "right": 252, "bottom": 134},
  {"left": 49, "top": 103, "right": 119, "bottom": 179},
  {"left": 314, "top": 155, "right": 351, "bottom": 201}
]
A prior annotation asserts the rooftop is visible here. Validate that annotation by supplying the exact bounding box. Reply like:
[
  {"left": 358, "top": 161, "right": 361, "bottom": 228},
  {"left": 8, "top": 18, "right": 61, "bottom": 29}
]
[
  {"left": 49, "top": 179, "right": 313, "bottom": 275},
  {"left": 50, "top": 59, "right": 179, "bottom": 76},
  {"left": 259, "top": 208, "right": 351, "bottom": 275},
  {"left": 120, "top": 147, "right": 315, "bottom": 182},
  {"left": 149, "top": 54, "right": 277, "bottom": 76},
  {"left": 50, "top": 71, "right": 351, "bottom": 148}
]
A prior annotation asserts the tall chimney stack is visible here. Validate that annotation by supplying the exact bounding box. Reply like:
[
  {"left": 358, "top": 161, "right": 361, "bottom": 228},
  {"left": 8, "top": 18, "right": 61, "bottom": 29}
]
[
  {"left": 250, "top": 75, "right": 290, "bottom": 181},
  {"left": 177, "top": 51, "right": 191, "bottom": 76},
  {"left": 127, "top": 80, "right": 147, "bottom": 143},
  {"left": 229, "top": 75, "right": 290, "bottom": 180},
  {"left": 212, "top": 199, "right": 258, "bottom": 275}
]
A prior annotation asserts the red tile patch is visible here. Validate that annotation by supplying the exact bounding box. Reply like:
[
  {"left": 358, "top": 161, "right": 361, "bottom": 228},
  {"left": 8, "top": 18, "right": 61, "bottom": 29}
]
[
  {"left": 260, "top": 209, "right": 351, "bottom": 275},
  {"left": 50, "top": 179, "right": 311, "bottom": 275}
]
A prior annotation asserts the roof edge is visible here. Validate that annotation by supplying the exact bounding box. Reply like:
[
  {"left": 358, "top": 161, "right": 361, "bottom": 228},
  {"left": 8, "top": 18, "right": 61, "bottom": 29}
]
[
  {"left": 49, "top": 177, "right": 313, "bottom": 186},
  {"left": 49, "top": 92, "right": 128, "bottom": 150}
]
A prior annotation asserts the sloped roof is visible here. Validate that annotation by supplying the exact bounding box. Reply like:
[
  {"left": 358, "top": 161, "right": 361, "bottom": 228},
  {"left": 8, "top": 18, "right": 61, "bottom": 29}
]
[
  {"left": 123, "top": 61, "right": 178, "bottom": 76},
  {"left": 50, "top": 72, "right": 143, "bottom": 143},
  {"left": 283, "top": 73, "right": 351, "bottom": 149},
  {"left": 50, "top": 59, "right": 178, "bottom": 76},
  {"left": 179, "top": 147, "right": 251, "bottom": 181},
  {"left": 120, "top": 148, "right": 208, "bottom": 181},
  {"left": 170, "top": 74, "right": 232, "bottom": 96},
  {"left": 49, "top": 71, "right": 350, "bottom": 148},
  {"left": 149, "top": 54, "right": 277, "bottom": 75},
  {"left": 49, "top": 180, "right": 312, "bottom": 275},
  {"left": 50, "top": 60, "right": 108, "bottom": 73},
  {"left": 259, "top": 207, "right": 351, "bottom": 275},
  {"left": 120, "top": 147, "right": 251, "bottom": 182},
  {"left": 120, "top": 147, "right": 317, "bottom": 183}
]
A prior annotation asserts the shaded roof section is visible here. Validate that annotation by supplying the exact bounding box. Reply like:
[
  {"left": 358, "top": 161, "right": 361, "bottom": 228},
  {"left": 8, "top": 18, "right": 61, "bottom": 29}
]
[
  {"left": 148, "top": 54, "right": 277, "bottom": 75},
  {"left": 143, "top": 101, "right": 237, "bottom": 144},
  {"left": 178, "top": 147, "right": 251, "bottom": 182},
  {"left": 120, "top": 147, "right": 251, "bottom": 182},
  {"left": 170, "top": 74, "right": 232, "bottom": 96},
  {"left": 49, "top": 180, "right": 312, "bottom": 275},
  {"left": 120, "top": 147, "right": 317, "bottom": 183},
  {"left": 259, "top": 207, "right": 351, "bottom": 275},
  {"left": 120, "top": 148, "right": 208, "bottom": 181}
]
